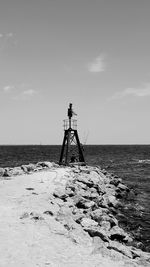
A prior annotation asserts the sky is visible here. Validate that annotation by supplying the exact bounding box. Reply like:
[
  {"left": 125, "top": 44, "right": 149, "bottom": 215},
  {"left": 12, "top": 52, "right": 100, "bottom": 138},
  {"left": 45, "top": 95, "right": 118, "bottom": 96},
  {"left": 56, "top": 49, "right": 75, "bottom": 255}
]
[{"left": 0, "top": 0, "right": 150, "bottom": 145}]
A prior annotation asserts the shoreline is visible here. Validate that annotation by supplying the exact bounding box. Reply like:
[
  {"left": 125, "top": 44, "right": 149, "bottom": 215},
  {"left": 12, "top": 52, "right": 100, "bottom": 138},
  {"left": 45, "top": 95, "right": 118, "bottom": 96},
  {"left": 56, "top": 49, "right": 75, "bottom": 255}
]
[{"left": 0, "top": 162, "right": 150, "bottom": 266}]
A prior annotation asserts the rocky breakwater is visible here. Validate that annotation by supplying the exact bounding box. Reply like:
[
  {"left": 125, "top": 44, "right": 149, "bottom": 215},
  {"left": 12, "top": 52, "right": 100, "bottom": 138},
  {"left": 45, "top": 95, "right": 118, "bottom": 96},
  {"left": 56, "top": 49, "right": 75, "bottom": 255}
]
[{"left": 50, "top": 165, "right": 150, "bottom": 266}]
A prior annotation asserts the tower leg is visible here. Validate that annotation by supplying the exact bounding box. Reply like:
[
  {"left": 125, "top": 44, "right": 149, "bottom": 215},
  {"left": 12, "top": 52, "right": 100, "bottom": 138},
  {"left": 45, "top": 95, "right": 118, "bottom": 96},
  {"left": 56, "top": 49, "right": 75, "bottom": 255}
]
[
  {"left": 65, "top": 130, "right": 71, "bottom": 165},
  {"left": 59, "top": 130, "right": 67, "bottom": 165},
  {"left": 74, "top": 130, "right": 85, "bottom": 163}
]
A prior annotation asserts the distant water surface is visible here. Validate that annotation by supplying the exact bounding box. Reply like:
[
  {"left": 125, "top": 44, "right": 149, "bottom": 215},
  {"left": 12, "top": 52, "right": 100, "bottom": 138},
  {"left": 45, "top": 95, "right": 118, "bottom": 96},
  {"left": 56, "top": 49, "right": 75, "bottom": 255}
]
[{"left": 0, "top": 145, "right": 150, "bottom": 251}]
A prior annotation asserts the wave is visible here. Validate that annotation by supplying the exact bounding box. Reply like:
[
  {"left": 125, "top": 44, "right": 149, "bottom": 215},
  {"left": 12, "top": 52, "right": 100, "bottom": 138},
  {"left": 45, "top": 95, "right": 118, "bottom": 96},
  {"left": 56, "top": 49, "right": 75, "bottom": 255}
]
[{"left": 138, "top": 159, "right": 150, "bottom": 164}]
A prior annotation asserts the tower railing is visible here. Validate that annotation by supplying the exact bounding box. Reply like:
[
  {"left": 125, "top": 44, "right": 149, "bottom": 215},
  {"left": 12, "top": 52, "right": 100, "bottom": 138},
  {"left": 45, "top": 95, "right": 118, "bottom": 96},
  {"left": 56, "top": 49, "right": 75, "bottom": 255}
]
[{"left": 63, "top": 119, "right": 77, "bottom": 130}]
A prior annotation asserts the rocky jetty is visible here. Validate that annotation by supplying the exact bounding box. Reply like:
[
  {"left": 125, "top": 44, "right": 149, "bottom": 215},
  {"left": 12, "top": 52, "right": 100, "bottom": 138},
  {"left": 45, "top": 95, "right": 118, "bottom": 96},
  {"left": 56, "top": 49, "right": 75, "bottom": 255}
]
[{"left": 0, "top": 161, "right": 150, "bottom": 266}]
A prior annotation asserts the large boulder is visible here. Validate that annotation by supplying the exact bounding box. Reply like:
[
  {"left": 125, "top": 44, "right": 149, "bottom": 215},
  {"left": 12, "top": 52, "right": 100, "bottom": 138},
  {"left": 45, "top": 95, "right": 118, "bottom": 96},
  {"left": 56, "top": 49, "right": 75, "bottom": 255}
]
[
  {"left": 21, "top": 164, "right": 36, "bottom": 172},
  {"left": 83, "top": 225, "right": 109, "bottom": 242},
  {"left": 76, "top": 188, "right": 91, "bottom": 199},
  {"left": 105, "top": 184, "right": 116, "bottom": 196},
  {"left": 76, "top": 175, "right": 93, "bottom": 187},
  {"left": 101, "top": 195, "right": 118, "bottom": 208},
  {"left": 89, "top": 171, "right": 100, "bottom": 185},
  {"left": 109, "top": 225, "right": 130, "bottom": 242},
  {"left": 90, "top": 208, "right": 109, "bottom": 221},
  {"left": 108, "top": 240, "right": 133, "bottom": 258},
  {"left": 80, "top": 218, "right": 98, "bottom": 228},
  {"left": 74, "top": 196, "right": 96, "bottom": 209}
]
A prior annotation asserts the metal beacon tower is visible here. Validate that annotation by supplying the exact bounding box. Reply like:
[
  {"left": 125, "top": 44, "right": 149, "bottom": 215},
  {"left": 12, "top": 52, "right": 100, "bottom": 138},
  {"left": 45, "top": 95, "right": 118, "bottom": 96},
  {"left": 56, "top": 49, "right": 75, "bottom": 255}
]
[{"left": 59, "top": 103, "right": 86, "bottom": 166}]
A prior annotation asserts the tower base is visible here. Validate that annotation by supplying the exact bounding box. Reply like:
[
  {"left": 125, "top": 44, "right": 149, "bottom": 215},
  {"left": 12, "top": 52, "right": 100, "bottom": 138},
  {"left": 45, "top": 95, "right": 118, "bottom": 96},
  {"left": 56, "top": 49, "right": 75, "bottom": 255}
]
[{"left": 59, "top": 129, "right": 86, "bottom": 166}]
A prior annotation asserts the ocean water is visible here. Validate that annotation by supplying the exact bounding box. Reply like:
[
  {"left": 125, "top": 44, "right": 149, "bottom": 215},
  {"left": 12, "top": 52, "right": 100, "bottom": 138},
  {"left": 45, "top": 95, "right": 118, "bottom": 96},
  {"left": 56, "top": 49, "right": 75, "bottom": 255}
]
[{"left": 0, "top": 145, "right": 150, "bottom": 251}]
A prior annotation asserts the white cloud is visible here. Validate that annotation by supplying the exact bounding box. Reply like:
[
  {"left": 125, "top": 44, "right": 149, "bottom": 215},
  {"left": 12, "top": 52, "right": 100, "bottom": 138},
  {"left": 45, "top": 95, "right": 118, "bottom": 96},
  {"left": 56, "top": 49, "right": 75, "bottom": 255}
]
[
  {"left": 0, "top": 34, "right": 3, "bottom": 38},
  {"left": 87, "top": 54, "right": 105, "bottom": 73},
  {"left": 112, "top": 83, "right": 150, "bottom": 100},
  {"left": 23, "top": 89, "right": 37, "bottom": 96},
  {"left": 3, "top": 85, "right": 14, "bottom": 92}
]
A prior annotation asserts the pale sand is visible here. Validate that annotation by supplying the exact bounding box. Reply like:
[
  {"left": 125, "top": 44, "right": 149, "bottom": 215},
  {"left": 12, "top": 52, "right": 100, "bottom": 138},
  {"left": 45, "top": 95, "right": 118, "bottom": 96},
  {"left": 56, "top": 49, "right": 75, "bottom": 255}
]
[{"left": 0, "top": 168, "right": 142, "bottom": 267}]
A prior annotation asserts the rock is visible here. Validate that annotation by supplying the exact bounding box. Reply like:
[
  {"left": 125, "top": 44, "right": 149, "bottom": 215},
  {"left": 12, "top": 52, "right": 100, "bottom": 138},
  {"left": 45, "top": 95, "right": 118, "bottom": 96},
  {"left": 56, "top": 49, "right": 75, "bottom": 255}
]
[
  {"left": 3, "top": 168, "right": 12, "bottom": 177},
  {"left": 75, "top": 181, "right": 87, "bottom": 189},
  {"left": 65, "top": 198, "right": 74, "bottom": 208},
  {"left": 90, "top": 208, "right": 109, "bottom": 221},
  {"left": 105, "top": 184, "right": 116, "bottom": 196},
  {"left": 97, "top": 184, "right": 106, "bottom": 194},
  {"left": 118, "top": 183, "right": 129, "bottom": 191},
  {"left": 89, "top": 171, "right": 100, "bottom": 185},
  {"left": 89, "top": 192, "right": 99, "bottom": 200},
  {"left": 66, "top": 182, "right": 76, "bottom": 191},
  {"left": 108, "top": 240, "right": 133, "bottom": 258},
  {"left": 100, "top": 195, "right": 109, "bottom": 208},
  {"left": 92, "top": 236, "right": 108, "bottom": 249},
  {"left": 107, "top": 195, "right": 118, "bottom": 207},
  {"left": 37, "top": 161, "right": 53, "bottom": 168},
  {"left": 26, "top": 163, "right": 36, "bottom": 172},
  {"left": 20, "top": 212, "right": 30, "bottom": 219},
  {"left": 80, "top": 218, "right": 98, "bottom": 228},
  {"left": 73, "top": 210, "right": 86, "bottom": 223},
  {"left": 84, "top": 225, "right": 109, "bottom": 242},
  {"left": 109, "top": 225, "right": 129, "bottom": 242},
  {"left": 74, "top": 196, "right": 96, "bottom": 209},
  {"left": 56, "top": 207, "right": 77, "bottom": 230},
  {"left": 110, "top": 178, "right": 120, "bottom": 186},
  {"left": 65, "top": 188, "right": 75, "bottom": 197},
  {"left": 101, "top": 169, "right": 108, "bottom": 175},
  {"left": 72, "top": 168, "right": 81, "bottom": 174},
  {"left": 53, "top": 163, "right": 59, "bottom": 168},
  {"left": 43, "top": 210, "right": 54, "bottom": 216},
  {"left": 76, "top": 188, "right": 91, "bottom": 199},
  {"left": 84, "top": 200, "right": 96, "bottom": 209},
  {"left": 0, "top": 167, "right": 5, "bottom": 177},
  {"left": 21, "top": 164, "right": 36, "bottom": 173},
  {"left": 21, "top": 165, "right": 28, "bottom": 172},
  {"left": 76, "top": 175, "right": 93, "bottom": 187},
  {"left": 30, "top": 212, "right": 44, "bottom": 221},
  {"left": 130, "top": 247, "right": 150, "bottom": 260},
  {"left": 26, "top": 187, "right": 34, "bottom": 191},
  {"left": 53, "top": 187, "right": 68, "bottom": 200},
  {"left": 79, "top": 166, "right": 90, "bottom": 174},
  {"left": 100, "top": 220, "right": 111, "bottom": 231},
  {"left": 11, "top": 167, "right": 24, "bottom": 176},
  {"left": 89, "top": 187, "right": 97, "bottom": 193}
]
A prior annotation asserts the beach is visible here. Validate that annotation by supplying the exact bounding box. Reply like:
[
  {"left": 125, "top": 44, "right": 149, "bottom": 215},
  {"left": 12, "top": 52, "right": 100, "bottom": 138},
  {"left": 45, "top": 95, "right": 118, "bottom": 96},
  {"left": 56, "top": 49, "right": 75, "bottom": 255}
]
[{"left": 0, "top": 162, "right": 150, "bottom": 267}]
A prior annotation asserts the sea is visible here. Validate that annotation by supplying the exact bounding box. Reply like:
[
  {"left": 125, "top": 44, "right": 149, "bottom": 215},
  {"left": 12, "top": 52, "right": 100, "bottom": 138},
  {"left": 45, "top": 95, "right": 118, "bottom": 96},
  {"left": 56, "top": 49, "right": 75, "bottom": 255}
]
[{"left": 0, "top": 145, "right": 150, "bottom": 251}]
